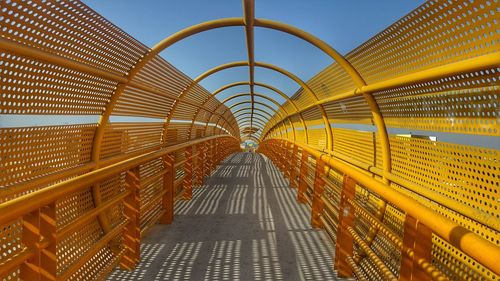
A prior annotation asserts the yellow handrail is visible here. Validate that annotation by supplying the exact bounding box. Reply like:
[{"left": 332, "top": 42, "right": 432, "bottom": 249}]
[
  {"left": 0, "top": 135, "right": 237, "bottom": 226},
  {"left": 258, "top": 139, "right": 500, "bottom": 276}
]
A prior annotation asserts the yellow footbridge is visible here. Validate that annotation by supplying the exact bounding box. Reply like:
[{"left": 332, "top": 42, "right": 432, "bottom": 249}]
[{"left": 0, "top": 0, "right": 499, "bottom": 280}]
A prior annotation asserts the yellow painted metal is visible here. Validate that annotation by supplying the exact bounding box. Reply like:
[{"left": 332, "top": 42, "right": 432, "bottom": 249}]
[
  {"left": 171, "top": 60, "right": 314, "bottom": 140},
  {"left": 212, "top": 99, "right": 284, "bottom": 134},
  {"left": 187, "top": 80, "right": 308, "bottom": 142},
  {"left": 0, "top": 136, "right": 237, "bottom": 225},
  {"left": 242, "top": 0, "right": 256, "bottom": 134},
  {"left": 258, "top": 139, "right": 500, "bottom": 276},
  {"left": 1, "top": 0, "right": 498, "bottom": 280}
]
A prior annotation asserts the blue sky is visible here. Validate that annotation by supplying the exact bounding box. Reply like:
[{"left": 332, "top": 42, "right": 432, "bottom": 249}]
[
  {"left": 1, "top": 1, "right": 424, "bottom": 130},
  {"left": 83, "top": 0, "right": 424, "bottom": 103}
]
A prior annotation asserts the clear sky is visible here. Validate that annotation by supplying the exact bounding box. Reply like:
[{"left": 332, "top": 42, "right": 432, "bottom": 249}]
[
  {"left": 82, "top": 0, "right": 424, "bottom": 104},
  {"left": 1, "top": 1, "right": 425, "bottom": 130}
]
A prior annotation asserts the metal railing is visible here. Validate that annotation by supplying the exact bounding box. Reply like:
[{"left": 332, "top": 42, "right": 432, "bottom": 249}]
[
  {"left": 0, "top": 136, "right": 240, "bottom": 280},
  {"left": 258, "top": 139, "right": 500, "bottom": 280}
]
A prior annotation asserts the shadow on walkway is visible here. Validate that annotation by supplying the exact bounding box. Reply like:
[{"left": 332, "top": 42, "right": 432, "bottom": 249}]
[{"left": 108, "top": 152, "right": 339, "bottom": 281}]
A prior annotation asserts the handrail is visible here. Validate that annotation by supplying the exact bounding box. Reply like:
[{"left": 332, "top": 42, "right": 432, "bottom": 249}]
[
  {"left": 261, "top": 51, "right": 500, "bottom": 138},
  {"left": 259, "top": 139, "right": 500, "bottom": 276},
  {"left": 0, "top": 134, "right": 237, "bottom": 226},
  {"left": 322, "top": 147, "right": 499, "bottom": 232}
]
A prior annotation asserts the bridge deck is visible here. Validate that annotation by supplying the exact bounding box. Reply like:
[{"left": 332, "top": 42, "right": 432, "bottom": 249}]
[{"left": 107, "top": 152, "right": 338, "bottom": 281}]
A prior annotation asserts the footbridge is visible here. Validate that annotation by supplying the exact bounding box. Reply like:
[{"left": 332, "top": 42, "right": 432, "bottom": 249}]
[{"left": 0, "top": 0, "right": 498, "bottom": 280}]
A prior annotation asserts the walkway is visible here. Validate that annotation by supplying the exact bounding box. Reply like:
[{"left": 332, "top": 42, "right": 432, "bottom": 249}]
[{"left": 107, "top": 152, "right": 338, "bottom": 281}]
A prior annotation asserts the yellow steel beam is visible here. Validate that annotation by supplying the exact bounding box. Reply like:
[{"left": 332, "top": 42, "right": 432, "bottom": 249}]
[
  {"left": 178, "top": 61, "right": 327, "bottom": 145},
  {"left": 212, "top": 100, "right": 293, "bottom": 140},
  {"left": 0, "top": 135, "right": 238, "bottom": 226},
  {"left": 235, "top": 113, "right": 269, "bottom": 126},
  {"left": 259, "top": 139, "right": 500, "bottom": 276},
  {"left": 251, "top": 62, "right": 332, "bottom": 149},
  {"left": 188, "top": 80, "right": 306, "bottom": 143},
  {"left": 210, "top": 93, "right": 288, "bottom": 130},
  {"left": 242, "top": 0, "right": 256, "bottom": 135},
  {"left": 233, "top": 107, "right": 275, "bottom": 120}
]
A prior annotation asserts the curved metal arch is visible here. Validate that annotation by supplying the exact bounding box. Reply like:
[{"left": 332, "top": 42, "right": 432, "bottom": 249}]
[
  {"left": 235, "top": 110, "right": 274, "bottom": 123},
  {"left": 213, "top": 100, "right": 284, "bottom": 137},
  {"left": 238, "top": 122, "right": 266, "bottom": 137},
  {"left": 151, "top": 18, "right": 363, "bottom": 84},
  {"left": 205, "top": 100, "right": 268, "bottom": 132},
  {"left": 238, "top": 120, "right": 266, "bottom": 131},
  {"left": 86, "top": 12, "right": 393, "bottom": 239},
  {"left": 187, "top": 79, "right": 305, "bottom": 142},
  {"left": 235, "top": 113, "right": 269, "bottom": 126},
  {"left": 229, "top": 106, "right": 281, "bottom": 135},
  {"left": 190, "top": 81, "right": 298, "bottom": 125},
  {"left": 187, "top": 61, "right": 328, "bottom": 145},
  {"left": 212, "top": 92, "right": 288, "bottom": 122},
  {"left": 197, "top": 81, "right": 299, "bottom": 111},
  {"left": 215, "top": 100, "right": 295, "bottom": 141},
  {"left": 153, "top": 17, "right": 391, "bottom": 246},
  {"left": 238, "top": 118, "right": 266, "bottom": 129},
  {"left": 232, "top": 107, "right": 275, "bottom": 121},
  {"left": 218, "top": 93, "right": 281, "bottom": 112},
  {"left": 211, "top": 95, "right": 284, "bottom": 129},
  {"left": 150, "top": 17, "right": 388, "bottom": 174},
  {"left": 215, "top": 100, "right": 282, "bottom": 134}
]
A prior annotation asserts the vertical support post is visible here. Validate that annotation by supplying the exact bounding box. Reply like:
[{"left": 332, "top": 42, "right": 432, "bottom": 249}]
[
  {"left": 21, "top": 203, "right": 57, "bottom": 281},
  {"left": 400, "top": 215, "right": 433, "bottom": 281},
  {"left": 284, "top": 142, "right": 292, "bottom": 179},
  {"left": 209, "top": 139, "right": 215, "bottom": 173},
  {"left": 121, "top": 166, "right": 141, "bottom": 270},
  {"left": 201, "top": 143, "right": 207, "bottom": 178},
  {"left": 297, "top": 151, "right": 309, "bottom": 203},
  {"left": 334, "top": 175, "right": 356, "bottom": 278},
  {"left": 289, "top": 144, "right": 299, "bottom": 188},
  {"left": 161, "top": 154, "right": 175, "bottom": 224},
  {"left": 311, "top": 157, "right": 326, "bottom": 228},
  {"left": 183, "top": 147, "right": 193, "bottom": 200},
  {"left": 205, "top": 141, "right": 211, "bottom": 175},
  {"left": 279, "top": 141, "right": 286, "bottom": 172},
  {"left": 195, "top": 143, "right": 203, "bottom": 186}
]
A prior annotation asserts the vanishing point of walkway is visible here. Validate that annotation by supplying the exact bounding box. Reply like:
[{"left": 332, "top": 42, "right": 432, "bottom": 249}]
[{"left": 107, "top": 152, "right": 338, "bottom": 281}]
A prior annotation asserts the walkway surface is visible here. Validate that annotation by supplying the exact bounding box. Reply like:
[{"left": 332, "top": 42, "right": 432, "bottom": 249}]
[{"left": 108, "top": 152, "right": 338, "bottom": 281}]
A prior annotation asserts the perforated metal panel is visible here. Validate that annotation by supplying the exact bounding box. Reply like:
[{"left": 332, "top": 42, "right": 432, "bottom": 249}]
[
  {"left": 260, "top": 0, "right": 499, "bottom": 280},
  {"left": 0, "top": 0, "right": 240, "bottom": 279}
]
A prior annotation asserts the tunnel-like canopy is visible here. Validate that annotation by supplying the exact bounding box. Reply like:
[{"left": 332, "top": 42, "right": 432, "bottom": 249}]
[{"left": 0, "top": 0, "right": 499, "bottom": 280}]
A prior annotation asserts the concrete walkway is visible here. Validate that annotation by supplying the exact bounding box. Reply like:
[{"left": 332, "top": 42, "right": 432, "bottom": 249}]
[{"left": 108, "top": 152, "right": 338, "bottom": 281}]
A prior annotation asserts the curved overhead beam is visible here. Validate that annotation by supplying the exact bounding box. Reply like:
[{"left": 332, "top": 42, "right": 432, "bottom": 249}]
[
  {"left": 235, "top": 111, "right": 274, "bottom": 125},
  {"left": 225, "top": 104, "right": 280, "bottom": 134},
  {"left": 211, "top": 100, "right": 275, "bottom": 130},
  {"left": 214, "top": 100, "right": 295, "bottom": 141},
  {"left": 150, "top": 19, "right": 369, "bottom": 149},
  {"left": 239, "top": 120, "right": 266, "bottom": 131},
  {"left": 238, "top": 121, "right": 265, "bottom": 135},
  {"left": 213, "top": 92, "right": 288, "bottom": 121},
  {"left": 184, "top": 61, "right": 326, "bottom": 143},
  {"left": 146, "top": 16, "right": 388, "bottom": 181},
  {"left": 83, "top": 13, "right": 391, "bottom": 239},
  {"left": 214, "top": 99, "right": 283, "bottom": 135},
  {"left": 189, "top": 80, "right": 308, "bottom": 143},
  {"left": 235, "top": 113, "right": 269, "bottom": 126},
  {"left": 242, "top": 0, "right": 256, "bottom": 133},
  {"left": 211, "top": 93, "right": 286, "bottom": 132},
  {"left": 232, "top": 107, "right": 275, "bottom": 120}
]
